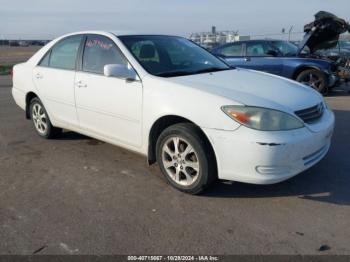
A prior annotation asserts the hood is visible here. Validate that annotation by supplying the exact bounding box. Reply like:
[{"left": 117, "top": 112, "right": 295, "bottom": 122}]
[
  {"left": 164, "top": 69, "right": 322, "bottom": 114},
  {"left": 298, "top": 11, "right": 350, "bottom": 54}
]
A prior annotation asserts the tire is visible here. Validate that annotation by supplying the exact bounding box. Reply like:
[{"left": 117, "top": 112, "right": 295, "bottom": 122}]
[
  {"left": 296, "top": 69, "right": 328, "bottom": 93},
  {"left": 29, "top": 97, "right": 62, "bottom": 139},
  {"left": 156, "top": 123, "right": 216, "bottom": 194}
]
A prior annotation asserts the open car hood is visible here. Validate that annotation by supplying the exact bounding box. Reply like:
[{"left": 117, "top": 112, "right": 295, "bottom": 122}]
[{"left": 298, "top": 11, "right": 350, "bottom": 54}]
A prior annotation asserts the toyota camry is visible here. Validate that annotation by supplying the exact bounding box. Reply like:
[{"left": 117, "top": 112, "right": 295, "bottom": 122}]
[{"left": 12, "top": 31, "right": 335, "bottom": 194}]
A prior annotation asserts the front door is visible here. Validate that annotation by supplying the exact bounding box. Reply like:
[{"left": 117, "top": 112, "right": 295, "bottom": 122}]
[
  {"left": 74, "top": 35, "right": 143, "bottom": 147},
  {"left": 243, "top": 41, "right": 283, "bottom": 75}
]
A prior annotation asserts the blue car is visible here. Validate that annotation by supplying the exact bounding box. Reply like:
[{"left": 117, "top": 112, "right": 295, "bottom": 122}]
[
  {"left": 212, "top": 11, "right": 350, "bottom": 93},
  {"left": 212, "top": 39, "right": 338, "bottom": 93}
]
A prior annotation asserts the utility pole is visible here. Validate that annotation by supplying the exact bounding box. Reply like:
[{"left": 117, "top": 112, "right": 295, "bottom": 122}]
[{"left": 288, "top": 26, "right": 294, "bottom": 42}]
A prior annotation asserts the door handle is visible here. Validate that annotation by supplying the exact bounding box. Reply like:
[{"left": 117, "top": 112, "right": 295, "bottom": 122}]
[
  {"left": 35, "top": 73, "right": 43, "bottom": 79},
  {"left": 244, "top": 57, "right": 251, "bottom": 62},
  {"left": 75, "top": 81, "right": 87, "bottom": 88}
]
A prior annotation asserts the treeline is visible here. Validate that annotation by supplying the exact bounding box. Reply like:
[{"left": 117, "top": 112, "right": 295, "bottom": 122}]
[{"left": 0, "top": 40, "right": 50, "bottom": 47}]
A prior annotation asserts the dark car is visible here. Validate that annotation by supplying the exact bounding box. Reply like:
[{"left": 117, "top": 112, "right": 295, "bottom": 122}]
[
  {"left": 315, "top": 44, "right": 350, "bottom": 60},
  {"left": 212, "top": 11, "right": 350, "bottom": 93},
  {"left": 314, "top": 41, "right": 350, "bottom": 82},
  {"left": 212, "top": 40, "right": 337, "bottom": 93}
]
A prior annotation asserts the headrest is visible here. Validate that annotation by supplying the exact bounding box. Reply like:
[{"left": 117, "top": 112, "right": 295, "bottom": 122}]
[{"left": 139, "top": 44, "right": 156, "bottom": 59}]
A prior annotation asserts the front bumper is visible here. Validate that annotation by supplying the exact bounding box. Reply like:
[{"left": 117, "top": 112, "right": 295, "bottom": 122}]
[{"left": 202, "top": 108, "right": 335, "bottom": 184}]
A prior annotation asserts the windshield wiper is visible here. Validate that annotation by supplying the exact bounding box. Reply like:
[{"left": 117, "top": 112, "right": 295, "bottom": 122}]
[
  {"left": 156, "top": 67, "right": 231, "bottom": 77},
  {"left": 193, "top": 67, "right": 231, "bottom": 74},
  {"left": 156, "top": 71, "right": 194, "bottom": 77}
]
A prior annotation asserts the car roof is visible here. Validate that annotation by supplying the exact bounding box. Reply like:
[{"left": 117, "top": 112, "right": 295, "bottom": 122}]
[
  {"left": 59, "top": 30, "right": 181, "bottom": 38},
  {"left": 233, "top": 39, "right": 283, "bottom": 44},
  {"left": 212, "top": 39, "right": 288, "bottom": 50}
]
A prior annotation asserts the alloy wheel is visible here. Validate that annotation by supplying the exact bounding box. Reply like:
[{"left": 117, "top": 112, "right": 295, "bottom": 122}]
[
  {"left": 32, "top": 103, "right": 48, "bottom": 135},
  {"left": 300, "top": 73, "right": 323, "bottom": 89},
  {"left": 161, "top": 136, "right": 200, "bottom": 186}
]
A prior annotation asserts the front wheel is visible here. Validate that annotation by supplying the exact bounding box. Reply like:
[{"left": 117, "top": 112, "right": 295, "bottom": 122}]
[
  {"left": 156, "top": 123, "right": 216, "bottom": 194},
  {"left": 296, "top": 69, "right": 328, "bottom": 93}
]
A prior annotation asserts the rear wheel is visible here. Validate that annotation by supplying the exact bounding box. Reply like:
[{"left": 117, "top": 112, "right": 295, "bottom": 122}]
[
  {"left": 296, "top": 69, "right": 327, "bottom": 93},
  {"left": 156, "top": 123, "right": 216, "bottom": 194},
  {"left": 30, "top": 97, "right": 62, "bottom": 139}
]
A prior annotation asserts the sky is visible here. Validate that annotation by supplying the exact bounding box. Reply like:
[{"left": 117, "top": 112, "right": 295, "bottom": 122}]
[{"left": 0, "top": 0, "right": 349, "bottom": 39}]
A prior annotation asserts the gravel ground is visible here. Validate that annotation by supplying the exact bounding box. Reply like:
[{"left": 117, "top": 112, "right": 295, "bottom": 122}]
[{"left": 0, "top": 75, "right": 350, "bottom": 255}]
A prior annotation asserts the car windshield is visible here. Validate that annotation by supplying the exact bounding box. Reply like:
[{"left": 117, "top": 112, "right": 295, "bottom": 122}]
[
  {"left": 270, "top": 41, "right": 299, "bottom": 56},
  {"left": 339, "top": 40, "right": 350, "bottom": 49},
  {"left": 118, "top": 35, "right": 231, "bottom": 77}
]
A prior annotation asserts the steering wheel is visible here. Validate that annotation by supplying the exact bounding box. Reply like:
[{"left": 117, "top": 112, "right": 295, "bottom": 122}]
[{"left": 180, "top": 60, "right": 193, "bottom": 67}]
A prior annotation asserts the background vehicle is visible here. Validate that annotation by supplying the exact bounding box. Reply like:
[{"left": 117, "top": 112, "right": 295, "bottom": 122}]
[
  {"left": 314, "top": 41, "right": 350, "bottom": 61},
  {"left": 212, "top": 39, "right": 337, "bottom": 93},
  {"left": 212, "top": 11, "right": 350, "bottom": 93},
  {"left": 12, "top": 31, "right": 334, "bottom": 194},
  {"left": 18, "top": 41, "right": 30, "bottom": 47}
]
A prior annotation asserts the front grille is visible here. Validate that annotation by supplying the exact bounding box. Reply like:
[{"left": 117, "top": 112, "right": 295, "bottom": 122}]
[{"left": 295, "top": 103, "right": 324, "bottom": 124}]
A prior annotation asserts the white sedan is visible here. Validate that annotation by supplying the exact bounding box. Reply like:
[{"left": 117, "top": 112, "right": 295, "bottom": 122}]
[{"left": 12, "top": 31, "right": 335, "bottom": 194}]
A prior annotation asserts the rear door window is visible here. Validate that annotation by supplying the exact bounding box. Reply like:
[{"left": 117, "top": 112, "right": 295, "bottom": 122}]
[
  {"left": 49, "top": 35, "right": 83, "bottom": 70},
  {"left": 218, "top": 44, "right": 243, "bottom": 57}
]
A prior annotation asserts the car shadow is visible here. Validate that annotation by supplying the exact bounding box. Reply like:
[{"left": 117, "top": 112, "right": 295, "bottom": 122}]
[
  {"left": 326, "top": 82, "right": 350, "bottom": 96},
  {"left": 55, "top": 130, "right": 91, "bottom": 141},
  {"left": 202, "top": 109, "right": 350, "bottom": 206},
  {"left": 51, "top": 110, "right": 350, "bottom": 206}
]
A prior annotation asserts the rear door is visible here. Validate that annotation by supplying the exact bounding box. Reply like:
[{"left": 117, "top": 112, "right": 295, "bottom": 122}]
[
  {"left": 74, "top": 34, "right": 143, "bottom": 147},
  {"left": 32, "top": 35, "right": 83, "bottom": 126},
  {"left": 244, "top": 41, "right": 283, "bottom": 75}
]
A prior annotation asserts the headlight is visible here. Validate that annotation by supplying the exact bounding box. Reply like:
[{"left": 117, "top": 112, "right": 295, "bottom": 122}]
[{"left": 221, "top": 105, "right": 304, "bottom": 131}]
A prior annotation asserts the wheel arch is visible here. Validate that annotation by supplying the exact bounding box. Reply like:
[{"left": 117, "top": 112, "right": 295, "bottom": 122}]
[
  {"left": 147, "top": 115, "right": 217, "bottom": 172},
  {"left": 25, "top": 91, "right": 39, "bottom": 119},
  {"left": 292, "top": 65, "right": 322, "bottom": 80}
]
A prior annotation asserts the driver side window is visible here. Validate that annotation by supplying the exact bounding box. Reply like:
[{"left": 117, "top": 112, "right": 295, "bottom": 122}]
[
  {"left": 82, "top": 35, "right": 127, "bottom": 74},
  {"left": 246, "top": 42, "right": 269, "bottom": 57}
]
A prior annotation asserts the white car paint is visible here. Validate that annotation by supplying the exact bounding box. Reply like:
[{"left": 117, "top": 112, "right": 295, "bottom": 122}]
[{"left": 12, "top": 31, "right": 335, "bottom": 185}]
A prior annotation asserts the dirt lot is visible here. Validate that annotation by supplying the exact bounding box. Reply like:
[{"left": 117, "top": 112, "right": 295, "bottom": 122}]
[
  {"left": 1, "top": 75, "right": 350, "bottom": 255},
  {"left": 0, "top": 46, "right": 41, "bottom": 64}
]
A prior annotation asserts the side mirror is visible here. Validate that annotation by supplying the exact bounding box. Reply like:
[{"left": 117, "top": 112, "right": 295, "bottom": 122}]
[
  {"left": 266, "top": 50, "right": 278, "bottom": 56},
  {"left": 104, "top": 64, "right": 138, "bottom": 81}
]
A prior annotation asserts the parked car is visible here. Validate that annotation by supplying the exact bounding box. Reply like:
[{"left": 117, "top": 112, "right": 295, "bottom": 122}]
[
  {"left": 314, "top": 43, "right": 350, "bottom": 82},
  {"left": 12, "top": 31, "right": 334, "bottom": 194},
  {"left": 18, "top": 41, "right": 30, "bottom": 47},
  {"left": 31, "top": 40, "right": 48, "bottom": 46},
  {"left": 212, "top": 39, "right": 338, "bottom": 93},
  {"left": 314, "top": 40, "right": 350, "bottom": 60},
  {"left": 212, "top": 12, "right": 350, "bottom": 93},
  {"left": 9, "top": 40, "right": 19, "bottom": 47}
]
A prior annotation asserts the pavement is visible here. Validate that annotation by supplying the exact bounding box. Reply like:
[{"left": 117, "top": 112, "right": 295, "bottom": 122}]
[{"left": 0, "top": 75, "right": 350, "bottom": 255}]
